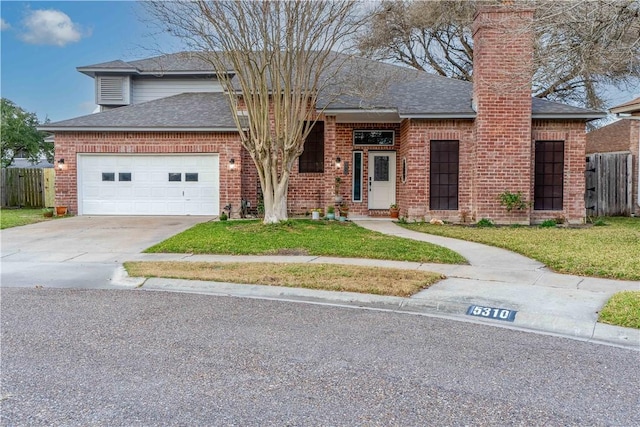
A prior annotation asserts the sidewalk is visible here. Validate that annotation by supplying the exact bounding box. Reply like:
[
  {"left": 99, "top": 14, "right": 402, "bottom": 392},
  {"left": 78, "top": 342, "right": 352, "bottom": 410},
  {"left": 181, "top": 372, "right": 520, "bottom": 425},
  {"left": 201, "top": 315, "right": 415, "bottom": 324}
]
[{"left": 121, "top": 220, "right": 639, "bottom": 350}]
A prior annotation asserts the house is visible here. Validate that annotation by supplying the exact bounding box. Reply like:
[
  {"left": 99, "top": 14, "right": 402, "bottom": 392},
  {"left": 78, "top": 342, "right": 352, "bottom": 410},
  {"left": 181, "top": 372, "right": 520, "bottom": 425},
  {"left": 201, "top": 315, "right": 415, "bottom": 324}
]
[
  {"left": 586, "top": 97, "right": 640, "bottom": 216},
  {"left": 41, "top": 6, "right": 604, "bottom": 223}
]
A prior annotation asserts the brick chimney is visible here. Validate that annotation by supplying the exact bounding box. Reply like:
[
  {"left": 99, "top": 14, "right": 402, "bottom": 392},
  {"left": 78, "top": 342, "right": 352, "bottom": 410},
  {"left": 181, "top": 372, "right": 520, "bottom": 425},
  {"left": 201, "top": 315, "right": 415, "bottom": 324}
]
[{"left": 472, "top": 6, "right": 534, "bottom": 223}]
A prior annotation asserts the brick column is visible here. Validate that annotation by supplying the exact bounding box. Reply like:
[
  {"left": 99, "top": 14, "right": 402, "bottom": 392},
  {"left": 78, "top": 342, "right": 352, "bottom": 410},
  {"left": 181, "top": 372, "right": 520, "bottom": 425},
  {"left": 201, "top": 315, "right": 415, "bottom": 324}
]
[{"left": 472, "top": 6, "right": 534, "bottom": 224}]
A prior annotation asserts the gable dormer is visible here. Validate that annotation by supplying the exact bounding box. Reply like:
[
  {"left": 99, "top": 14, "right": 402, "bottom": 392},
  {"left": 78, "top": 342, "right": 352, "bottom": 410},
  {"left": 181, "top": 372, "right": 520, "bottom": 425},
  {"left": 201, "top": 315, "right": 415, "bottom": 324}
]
[{"left": 96, "top": 75, "right": 131, "bottom": 106}]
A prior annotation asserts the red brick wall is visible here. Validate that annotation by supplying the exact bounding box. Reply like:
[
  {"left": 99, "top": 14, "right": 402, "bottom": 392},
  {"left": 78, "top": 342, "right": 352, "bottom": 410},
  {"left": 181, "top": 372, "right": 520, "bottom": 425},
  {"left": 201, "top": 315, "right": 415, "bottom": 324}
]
[
  {"left": 586, "top": 120, "right": 632, "bottom": 154},
  {"left": 333, "top": 122, "right": 402, "bottom": 216},
  {"left": 399, "top": 119, "right": 475, "bottom": 222},
  {"left": 472, "top": 7, "right": 534, "bottom": 224},
  {"left": 54, "top": 131, "right": 243, "bottom": 215},
  {"left": 531, "top": 120, "right": 587, "bottom": 224}
]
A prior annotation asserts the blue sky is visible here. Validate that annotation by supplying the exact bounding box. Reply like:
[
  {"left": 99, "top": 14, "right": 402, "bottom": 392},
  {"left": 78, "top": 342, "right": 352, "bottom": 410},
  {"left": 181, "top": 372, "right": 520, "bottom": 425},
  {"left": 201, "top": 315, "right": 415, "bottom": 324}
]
[
  {"left": 1, "top": 1, "right": 185, "bottom": 122},
  {"left": 1, "top": 1, "right": 638, "bottom": 124}
]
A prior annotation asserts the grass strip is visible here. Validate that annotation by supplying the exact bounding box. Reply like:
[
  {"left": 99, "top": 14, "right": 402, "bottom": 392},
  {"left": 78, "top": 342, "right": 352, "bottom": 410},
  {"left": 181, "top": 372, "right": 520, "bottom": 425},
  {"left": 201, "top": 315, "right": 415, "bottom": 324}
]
[
  {"left": 1, "top": 208, "right": 58, "bottom": 229},
  {"left": 125, "top": 261, "right": 444, "bottom": 297},
  {"left": 400, "top": 217, "right": 640, "bottom": 280},
  {"left": 145, "top": 219, "right": 466, "bottom": 265},
  {"left": 598, "top": 291, "right": 640, "bottom": 329}
]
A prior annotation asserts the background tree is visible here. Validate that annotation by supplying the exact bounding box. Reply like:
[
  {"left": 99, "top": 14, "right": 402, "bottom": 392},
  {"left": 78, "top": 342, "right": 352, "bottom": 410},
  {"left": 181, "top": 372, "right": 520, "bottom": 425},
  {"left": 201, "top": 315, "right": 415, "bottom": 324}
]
[
  {"left": 145, "top": 1, "right": 363, "bottom": 223},
  {"left": 1, "top": 98, "right": 51, "bottom": 168},
  {"left": 357, "top": 0, "right": 640, "bottom": 110}
]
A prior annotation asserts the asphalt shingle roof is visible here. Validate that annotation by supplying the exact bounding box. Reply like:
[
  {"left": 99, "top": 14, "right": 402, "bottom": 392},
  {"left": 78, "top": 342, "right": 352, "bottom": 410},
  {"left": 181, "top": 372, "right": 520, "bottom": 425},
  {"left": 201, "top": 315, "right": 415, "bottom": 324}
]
[
  {"left": 64, "top": 51, "right": 604, "bottom": 128},
  {"left": 41, "top": 93, "right": 241, "bottom": 130}
]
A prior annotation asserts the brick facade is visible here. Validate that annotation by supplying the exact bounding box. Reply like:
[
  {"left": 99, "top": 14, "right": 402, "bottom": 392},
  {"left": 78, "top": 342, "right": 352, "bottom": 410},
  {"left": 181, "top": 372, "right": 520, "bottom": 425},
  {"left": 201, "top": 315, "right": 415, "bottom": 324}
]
[
  {"left": 54, "top": 131, "right": 243, "bottom": 215},
  {"left": 531, "top": 120, "right": 587, "bottom": 223},
  {"left": 472, "top": 7, "right": 534, "bottom": 224},
  {"left": 53, "top": 7, "right": 595, "bottom": 224}
]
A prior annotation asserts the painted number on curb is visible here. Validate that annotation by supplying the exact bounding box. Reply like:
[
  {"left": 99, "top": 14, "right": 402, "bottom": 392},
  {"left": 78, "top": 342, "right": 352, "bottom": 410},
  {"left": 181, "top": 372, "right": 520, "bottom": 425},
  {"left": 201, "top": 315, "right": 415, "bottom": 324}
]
[{"left": 466, "top": 305, "right": 517, "bottom": 322}]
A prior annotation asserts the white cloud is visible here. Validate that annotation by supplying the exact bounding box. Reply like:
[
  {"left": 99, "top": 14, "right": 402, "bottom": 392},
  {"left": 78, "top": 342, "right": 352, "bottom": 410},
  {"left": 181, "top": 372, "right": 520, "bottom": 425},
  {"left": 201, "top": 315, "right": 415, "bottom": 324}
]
[
  {"left": 19, "top": 9, "right": 86, "bottom": 46},
  {"left": 0, "top": 18, "right": 10, "bottom": 31}
]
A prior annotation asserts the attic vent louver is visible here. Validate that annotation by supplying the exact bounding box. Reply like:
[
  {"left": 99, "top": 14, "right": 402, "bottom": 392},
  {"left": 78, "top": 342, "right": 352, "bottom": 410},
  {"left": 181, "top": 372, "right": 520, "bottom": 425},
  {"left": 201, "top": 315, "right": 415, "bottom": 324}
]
[{"left": 97, "top": 76, "right": 130, "bottom": 105}]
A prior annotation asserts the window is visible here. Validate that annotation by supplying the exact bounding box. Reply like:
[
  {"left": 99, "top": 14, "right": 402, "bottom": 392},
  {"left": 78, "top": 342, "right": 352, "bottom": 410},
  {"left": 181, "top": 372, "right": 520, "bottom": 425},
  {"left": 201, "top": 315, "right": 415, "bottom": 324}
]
[
  {"left": 401, "top": 157, "right": 407, "bottom": 183},
  {"left": 185, "top": 173, "right": 199, "bottom": 182},
  {"left": 168, "top": 173, "right": 182, "bottom": 182},
  {"left": 352, "top": 151, "right": 363, "bottom": 202},
  {"left": 534, "top": 141, "right": 564, "bottom": 210},
  {"left": 353, "top": 130, "right": 394, "bottom": 146},
  {"left": 299, "top": 121, "right": 324, "bottom": 173},
  {"left": 102, "top": 172, "right": 115, "bottom": 182},
  {"left": 374, "top": 156, "right": 390, "bottom": 181},
  {"left": 430, "top": 140, "right": 459, "bottom": 210},
  {"left": 118, "top": 172, "right": 131, "bottom": 182}
]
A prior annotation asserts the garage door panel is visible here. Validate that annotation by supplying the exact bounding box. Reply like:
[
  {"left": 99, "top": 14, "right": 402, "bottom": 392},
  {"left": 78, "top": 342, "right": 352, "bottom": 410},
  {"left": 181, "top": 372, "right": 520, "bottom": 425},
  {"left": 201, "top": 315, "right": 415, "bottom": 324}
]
[{"left": 79, "top": 154, "right": 219, "bottom": 215}]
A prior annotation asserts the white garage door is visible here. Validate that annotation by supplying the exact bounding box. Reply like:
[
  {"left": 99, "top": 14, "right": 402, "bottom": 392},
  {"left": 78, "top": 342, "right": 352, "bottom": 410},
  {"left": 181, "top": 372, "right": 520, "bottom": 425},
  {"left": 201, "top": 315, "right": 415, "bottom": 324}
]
[{"left": 78, "top": 154, "right": 219, "bottom": 215}]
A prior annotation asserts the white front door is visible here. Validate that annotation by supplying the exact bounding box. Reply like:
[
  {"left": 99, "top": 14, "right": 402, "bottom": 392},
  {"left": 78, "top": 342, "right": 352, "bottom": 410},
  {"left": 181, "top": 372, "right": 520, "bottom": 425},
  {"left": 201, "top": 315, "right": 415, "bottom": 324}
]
[{"left": 368, "top": 151, "right": 396, "bottom": 209}]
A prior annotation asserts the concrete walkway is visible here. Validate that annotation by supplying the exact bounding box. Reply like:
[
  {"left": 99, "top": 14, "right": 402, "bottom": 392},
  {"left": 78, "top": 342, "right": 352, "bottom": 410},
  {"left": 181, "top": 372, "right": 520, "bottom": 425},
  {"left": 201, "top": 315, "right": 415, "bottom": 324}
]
[{"left": 126, "top": 219, "right": 639, "bottom": 350}]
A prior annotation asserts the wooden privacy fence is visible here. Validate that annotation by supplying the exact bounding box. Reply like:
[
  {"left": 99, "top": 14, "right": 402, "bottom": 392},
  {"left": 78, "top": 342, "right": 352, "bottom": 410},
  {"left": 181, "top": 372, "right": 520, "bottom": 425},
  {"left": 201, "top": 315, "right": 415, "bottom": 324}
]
[
  {"left": 585, "top": 152, "right": 632, "bottom": 217},
  {"left": 0, "top": 168, "right": 55, "bottom": 208}
]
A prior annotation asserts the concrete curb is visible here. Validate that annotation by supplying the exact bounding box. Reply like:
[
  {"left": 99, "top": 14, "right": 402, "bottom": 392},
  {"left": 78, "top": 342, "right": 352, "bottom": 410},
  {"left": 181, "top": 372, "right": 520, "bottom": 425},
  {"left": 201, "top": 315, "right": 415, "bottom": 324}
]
[{"left": 139, "top": 278, "right": 640, "bottom": 351}]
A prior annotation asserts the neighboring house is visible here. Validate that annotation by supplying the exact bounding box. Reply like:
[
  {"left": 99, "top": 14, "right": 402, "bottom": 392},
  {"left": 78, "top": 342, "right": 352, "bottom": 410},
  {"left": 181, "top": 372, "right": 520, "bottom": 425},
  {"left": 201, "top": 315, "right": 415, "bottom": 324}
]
[
  {"left": 8, "top": 158, "right": 53, "bottom": 169},
  {"left": 41, "top": 6, "right": 604, "bottom": 223},
  {"left": 586, "top": 97, "right": 640, "bottom": 216},
  {"left": 7, "top": 136, "right": 55, "bottom": 169}
]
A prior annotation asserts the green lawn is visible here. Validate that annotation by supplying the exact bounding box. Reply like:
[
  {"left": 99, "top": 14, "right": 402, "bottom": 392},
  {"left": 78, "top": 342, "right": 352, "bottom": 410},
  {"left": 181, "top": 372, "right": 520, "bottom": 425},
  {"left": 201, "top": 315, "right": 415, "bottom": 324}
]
[
  {"left": 400, "top": 217, "right": 640, "bottom": 280},
  {"left": 0, "top": 208, "right": 57, "bottom": 229},
  {"left": 599, "top": 291, "right": 640, "bottom": 329},
  {"left": 146, "top": 219, "right": 466, "bottom": 264}
]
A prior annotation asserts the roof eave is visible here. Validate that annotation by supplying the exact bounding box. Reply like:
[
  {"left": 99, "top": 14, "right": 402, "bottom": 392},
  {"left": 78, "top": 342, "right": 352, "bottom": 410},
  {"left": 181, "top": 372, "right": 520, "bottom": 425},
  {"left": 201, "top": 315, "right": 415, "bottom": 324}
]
[
  {"left": 610, "top": 104, "right": 640, "bottom": 115},
  {"left": 77, "top": 67, "right": 139, "bottom": 77},
  {"left": 532, "top": 113, "right": 607, "bottom": 121},
  {"left": 399, "top": 113, "right": 476, "bottom": 119},
  {"left": 38, "top": 126, "right": 245, "bottom": 133}
]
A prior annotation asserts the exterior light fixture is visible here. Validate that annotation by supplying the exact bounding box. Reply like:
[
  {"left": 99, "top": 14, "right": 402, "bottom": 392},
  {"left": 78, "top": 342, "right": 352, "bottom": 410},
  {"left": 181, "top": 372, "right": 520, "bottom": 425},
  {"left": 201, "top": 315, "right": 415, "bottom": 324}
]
[
  {"left": 229, "top": 158, "right": 235, "bottom": 170},
  {"left": 336, "top": 157, "right": 341, "bottom": 169},
  {"left": 57, "top": 158, "right": 65, "bottom": 170}
]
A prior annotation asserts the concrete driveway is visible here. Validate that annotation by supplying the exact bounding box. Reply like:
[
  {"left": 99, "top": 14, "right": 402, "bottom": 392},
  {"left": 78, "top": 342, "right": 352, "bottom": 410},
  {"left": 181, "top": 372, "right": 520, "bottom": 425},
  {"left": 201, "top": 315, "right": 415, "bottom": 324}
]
[{"left": 1, "top": 216, "right": 212, "bottom": 288}]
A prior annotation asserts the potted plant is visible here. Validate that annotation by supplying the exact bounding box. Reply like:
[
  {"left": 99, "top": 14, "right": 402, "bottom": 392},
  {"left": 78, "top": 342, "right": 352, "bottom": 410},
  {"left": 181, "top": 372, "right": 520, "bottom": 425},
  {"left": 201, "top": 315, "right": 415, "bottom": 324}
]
[
  {"left": 326, "top": 206, "right": 335, "bottom": 220},
  {"left": 339, "top": 202, "right": 349, "bottom": 221},
  {"left": 334, "top": 176, "right": 343, "bottom": 203},
  {"left": 55, "top": 206, "right": 68, "bottom": 216},
  {"left": 389, "top": 203, "right": 399, "bottom": 219},
  {"left": 42, "top": 208, "right": 54, "bottom": 218},
  {"left": 311, "top": 208, "right": 321, "bottom": 220}
]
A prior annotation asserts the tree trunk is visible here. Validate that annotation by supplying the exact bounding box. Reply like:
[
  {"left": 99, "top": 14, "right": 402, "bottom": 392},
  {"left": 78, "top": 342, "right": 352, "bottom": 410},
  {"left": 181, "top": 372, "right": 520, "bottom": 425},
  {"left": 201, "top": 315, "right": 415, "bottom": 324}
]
[{"left": 259, "top": 160, "right": 291, "bottom": 224}]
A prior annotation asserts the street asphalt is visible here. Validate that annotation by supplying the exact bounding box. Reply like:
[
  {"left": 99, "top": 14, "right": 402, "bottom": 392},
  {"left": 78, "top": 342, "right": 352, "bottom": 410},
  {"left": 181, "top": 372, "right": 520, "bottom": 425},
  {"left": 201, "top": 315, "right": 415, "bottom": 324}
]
[
  {"left": 2, "top": 288, "right": 639, "bottom": 426},
  {"left": 1, "top": 216, "right": 639, "bottom": 349}
]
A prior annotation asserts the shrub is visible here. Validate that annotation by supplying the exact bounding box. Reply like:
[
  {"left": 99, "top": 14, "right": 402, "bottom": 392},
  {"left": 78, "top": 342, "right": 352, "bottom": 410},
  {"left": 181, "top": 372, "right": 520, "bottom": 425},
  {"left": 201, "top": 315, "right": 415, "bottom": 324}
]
[
  {"left": 539, "top": 219, "right": 557, "bottom": 228},
  {"left": 476, "top": 218, "right": 494, "bottom": 227},
  {"left": 220, "top": 212, "right": 228, "bottom": 221},
  {"left": 498, "top": 191, "right": 530, "bottom": 212}
]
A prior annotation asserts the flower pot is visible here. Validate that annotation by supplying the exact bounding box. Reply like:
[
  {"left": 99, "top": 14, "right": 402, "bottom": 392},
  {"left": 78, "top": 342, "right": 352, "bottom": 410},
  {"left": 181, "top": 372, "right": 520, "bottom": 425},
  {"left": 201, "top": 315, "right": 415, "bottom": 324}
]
[
  {"left": 334, "top": 195, "right": 343, "bottom": 204},
  {"left": 43, "top": 210, "right": 54, "bottom": 218},
  {"left": 338, "top": 216, "right": 346, "bottom": 222},
  {"left": 390, "top": 208, "right": 399, "bottom": 219},
  {"left": 311, "top": 211, "right": 320, "bottom": 220},
  {"left": 326, "top": 213, "right": 335, "bottom": 220},
  {"left": 56, "top": 206, "right": 68, "bottom": 216}
]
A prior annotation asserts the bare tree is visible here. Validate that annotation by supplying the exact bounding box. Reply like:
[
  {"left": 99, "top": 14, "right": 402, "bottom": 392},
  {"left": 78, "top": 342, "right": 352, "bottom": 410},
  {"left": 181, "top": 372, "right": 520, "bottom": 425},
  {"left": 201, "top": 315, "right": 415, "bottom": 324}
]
[
  {"left": 358, "top": 0, "right": 640, "bottom": 109},
  {"left": 145, "top": 1, "right": 362, "bottom": 223}
]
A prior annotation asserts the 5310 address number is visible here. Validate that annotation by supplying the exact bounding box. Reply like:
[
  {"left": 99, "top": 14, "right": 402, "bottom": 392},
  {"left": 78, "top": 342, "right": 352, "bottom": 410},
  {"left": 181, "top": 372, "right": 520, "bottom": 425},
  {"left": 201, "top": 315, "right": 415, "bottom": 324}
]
[{"left": 466, "top": 305, "right": 517, "bottom": 322}]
